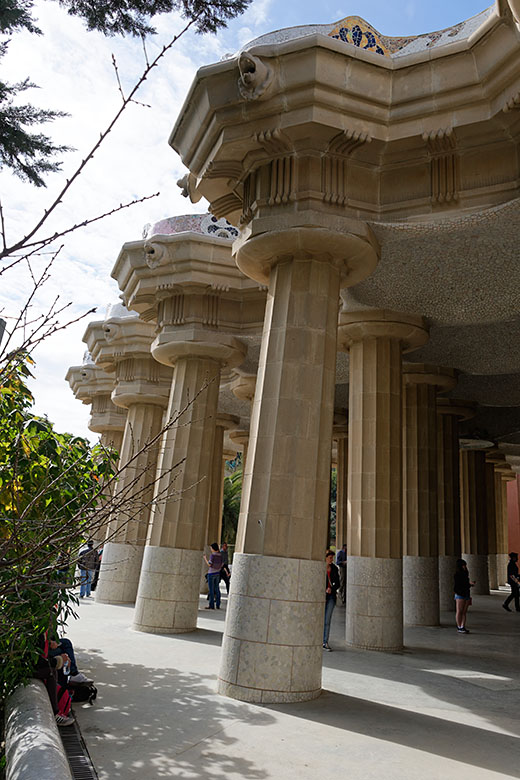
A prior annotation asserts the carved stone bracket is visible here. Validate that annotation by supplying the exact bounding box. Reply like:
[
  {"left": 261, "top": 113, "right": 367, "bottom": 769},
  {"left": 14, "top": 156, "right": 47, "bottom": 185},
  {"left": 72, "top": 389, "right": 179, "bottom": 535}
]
[
  {"left": 210, "top": 192, "right": 243, "bottom": 220},
  {"left": 238, "top": 52, "right": 274, "bottom": 101},
  {"left": 503, "top": 91, "right": 520, "bottom": 112},
  {"left": 322, "top": 129, "right": 372, "bottom": 205},
  {"left": 423, "top": 128, "right": 459, "bottom": 204},
  {"left": 254, "top": 128, "right": 293, "bottom": 156}
]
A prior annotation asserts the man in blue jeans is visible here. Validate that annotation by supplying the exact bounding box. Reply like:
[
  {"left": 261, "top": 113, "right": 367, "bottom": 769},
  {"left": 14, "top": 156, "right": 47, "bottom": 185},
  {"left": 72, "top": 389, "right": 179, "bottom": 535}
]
[
  {"left": 78, "top": 540, "right": 98, "bottom": 598},
  {"left": 204, "top": 543, "right": 222, "bottom": 609}
]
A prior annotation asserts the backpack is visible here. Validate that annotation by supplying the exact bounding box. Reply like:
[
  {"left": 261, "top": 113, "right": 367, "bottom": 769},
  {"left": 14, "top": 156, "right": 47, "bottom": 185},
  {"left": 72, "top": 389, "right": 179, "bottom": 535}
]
[
  {"left": 57, "top": 683, "right": 73, "bottom": 716},
  {"left": 68, "top": 680, "right": 98, "bottom": 705}
]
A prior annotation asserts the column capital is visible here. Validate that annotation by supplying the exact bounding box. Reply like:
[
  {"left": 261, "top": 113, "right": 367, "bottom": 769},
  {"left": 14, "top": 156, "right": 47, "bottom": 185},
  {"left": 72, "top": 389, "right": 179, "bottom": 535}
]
[
  {"left": 151, "top": 328, "right": 246, "bottom": 369},
  {"left": 460, "top": 437, "right": 495, "bottom": 452},
  {"left": 436, "top": 398, "right": 476, "bottom": 420},
  {"left": 403, "top": 363, "right": 457, "bottom": 392},
  {"left": 230, "top": 372, "right": 256, "bottom": 403},
  {"left": 234, "top": 223, "right": 379, "bottom": 287},
  {"left": 65, "top": 362, "right": 127, "bottom": 436},
  {"left": 229, "top": 428, "right": 249, "bottom": 450},
  {"left": 338, "top": 309, "right": 428, "bottom": 352},
  {"left": 215, "top": 412, "right": 240, "bottom": 430}
]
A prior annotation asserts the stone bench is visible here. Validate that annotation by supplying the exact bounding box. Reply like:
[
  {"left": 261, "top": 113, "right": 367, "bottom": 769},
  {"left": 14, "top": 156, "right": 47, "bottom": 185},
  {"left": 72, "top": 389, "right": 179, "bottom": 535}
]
[{"left": 5, "top": 679, "right": 72, "bottom": 780}]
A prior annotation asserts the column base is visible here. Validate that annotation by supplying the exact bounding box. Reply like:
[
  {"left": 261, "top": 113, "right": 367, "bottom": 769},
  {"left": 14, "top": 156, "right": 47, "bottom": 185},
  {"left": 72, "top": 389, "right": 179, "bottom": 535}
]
[
  {"left": 95, "top": 542, "right": 144, "bottom": 605},
  {"left": 133, "top": 546, "right": 202, "bottom": 634},
  {"left": 496, "top": 553, "right": 508, "bottom": 586},
  {"left": 346, "top": 557, "right": 403, "bottom": 651},
  {"left": 463, "top": 554, "right": 489, "bottom": 595},
  {"left": 218, "top": 553, "right": 324, "bottom": 704},
  {"left": 488, "top": 554, "right": 498, "bottom": 590},
  {"left": 403, "top": 555, "right": 439, "bottom": 626},
  {"left": 439, "top": 555, "right": 457, "bottom": 612}
]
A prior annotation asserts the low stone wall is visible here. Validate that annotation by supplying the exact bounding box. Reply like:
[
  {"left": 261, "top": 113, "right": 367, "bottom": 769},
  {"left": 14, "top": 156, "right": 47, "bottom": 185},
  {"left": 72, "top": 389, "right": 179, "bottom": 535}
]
[{"left": 5, "top": 679, "right": 72, "bottom": 780}]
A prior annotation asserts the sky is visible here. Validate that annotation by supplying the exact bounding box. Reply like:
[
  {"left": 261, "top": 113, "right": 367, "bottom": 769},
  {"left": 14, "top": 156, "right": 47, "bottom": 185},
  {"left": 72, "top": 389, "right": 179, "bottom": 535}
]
[{"left": 0, "top": 0, "right": 490, "bottom": 441}]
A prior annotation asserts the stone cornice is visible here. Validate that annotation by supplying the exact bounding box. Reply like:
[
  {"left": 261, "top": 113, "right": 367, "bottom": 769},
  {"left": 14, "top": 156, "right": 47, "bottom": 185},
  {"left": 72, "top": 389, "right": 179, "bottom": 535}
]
[
  {"left": 113, "top": 233, "right": 265, "bottom": 319},
  {"left": 65, "top": 363, "right": 116, "bottom": 403},
  {"left": 82, "top": 317, "right": 156, "bottom": 372},
  {"left": 170, "top": 9, "right": 520, "bottom": 223}
]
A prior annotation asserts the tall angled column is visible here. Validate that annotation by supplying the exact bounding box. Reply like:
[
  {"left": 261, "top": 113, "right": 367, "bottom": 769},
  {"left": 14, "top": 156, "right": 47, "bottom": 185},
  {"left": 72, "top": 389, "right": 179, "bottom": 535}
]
[
  {"left": 402, "top": 365, "right": 456, "bottom": 626},
  {"left": 436, "top": 400, "right": 474, "bottom": 610},
  {"left": 337, "top": 311, "right": 428, "bottom": 650},
  {"left": 83, "top": 308, "right": 172, "bottom": 604},
  {"left": 112, "top": 231, "right": 264, "bottom": 634},
  {"left": 460, "top": 444, "right": 490, "bottom": 594},
  {"left": 218, "top": 223, "right": 378, "bottom": 703}
]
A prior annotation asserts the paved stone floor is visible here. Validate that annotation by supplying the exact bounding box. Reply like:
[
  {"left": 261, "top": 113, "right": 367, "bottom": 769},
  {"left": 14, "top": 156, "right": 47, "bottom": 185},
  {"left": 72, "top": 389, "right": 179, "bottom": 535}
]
[{"left": 66, "top": 588, "right": 520, "bottom": 779}]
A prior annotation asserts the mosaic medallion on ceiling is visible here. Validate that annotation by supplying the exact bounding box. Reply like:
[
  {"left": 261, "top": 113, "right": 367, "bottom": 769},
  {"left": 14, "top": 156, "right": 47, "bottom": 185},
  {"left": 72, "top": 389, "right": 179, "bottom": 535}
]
[{"left": 329, "top": 17, "right": 390, "bottom": 56}]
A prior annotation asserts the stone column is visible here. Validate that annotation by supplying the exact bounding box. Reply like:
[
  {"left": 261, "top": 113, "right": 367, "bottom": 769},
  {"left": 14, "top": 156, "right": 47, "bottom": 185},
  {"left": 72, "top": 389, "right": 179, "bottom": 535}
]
[
  {"left": 402, "top": 365, "right": 456, "bottom": 626},
  {"left": 218, "top": 225, "right": 378, "bottom": 703},
  {"left": 496, "top": 466, "right": 517, "bottom": 582},
  {"left": 337, "top": 310, "right": 428, "bottom": 651},
  {"left": 65, "top": 360, "right": 127, "bottom": 543},
  {"left": 82, "top": 309, "right": 173, "bottom": 605},
  {"left": 199, "top": 414, "right": 239, "bottom": 593},
  {"left": 436, "top": 400, "right": 474, "bottom": 611},
  {"left": 333, "top": 416, "right": 348, "bottom": 550},
  {"left": 96, "top": 383, "right": 170, "bottom": 605},
  {"left": 460, "top": 446, "right": 489, "bottom": 594},
  {"left": 133, "top": 334, "right": 245, "bottom": 634},
  {"left": 485, "top": 461, "right": 498, "bottom": 589}
]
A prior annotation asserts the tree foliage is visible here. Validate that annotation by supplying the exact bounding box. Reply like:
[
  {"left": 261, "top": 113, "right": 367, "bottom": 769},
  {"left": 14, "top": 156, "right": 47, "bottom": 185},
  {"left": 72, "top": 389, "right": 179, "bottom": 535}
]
[
  {"left": 221, "top": 466, "right": 241, "bottom": 546},
  {"left": 0, "top": 0, "right": 250, "bottom": 185},
  {"left": 0, "top": 355, "right": 116, "bottom": 700}
]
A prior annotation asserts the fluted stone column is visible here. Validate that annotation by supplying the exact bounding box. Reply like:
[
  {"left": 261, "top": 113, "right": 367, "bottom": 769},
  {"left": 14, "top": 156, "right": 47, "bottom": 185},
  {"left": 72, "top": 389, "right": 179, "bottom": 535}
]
[
  {"left": 218, "top": 225, "right": 377, "bottom": 703},
  {"left": 65, "top": 360, "right": 127, "bottom": 543},
  {"left": 460, "top": 447, "right": 489, "bottom": 594},
  {"left": 436, "top": 400, "right": 473, "bottom": 610},
  {"left": 402, "top": 365, "right": 456, "bottom": 626},
  {"left": 200, "top": 414, "right": 239, "bottom": 593},
  {"left": 334, "top": 416, "right": 348, "bottom": 550},
  {"left": 484, "top": 461, "right": 498, "bottom": 589},
  {"left": 134, "top": 336, "right": 245, "bottom": 634},
  {"left": 83, "top": 310, "right": 173, "bottom": 605},
  {"left": 337, "top": 310, "right": 428, "bottom": 651}
]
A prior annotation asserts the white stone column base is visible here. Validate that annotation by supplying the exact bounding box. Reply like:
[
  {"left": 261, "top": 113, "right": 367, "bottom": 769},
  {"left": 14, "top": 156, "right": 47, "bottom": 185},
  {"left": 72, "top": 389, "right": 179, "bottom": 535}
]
[
  {"left": 497, "top": 553, "right": 509, "bottom": 586},
  {"left": 439, "top": 555, "right": 457, "bottom": 612},
  {"left": 218, "top": 554, "right": 324, "bottom": 704},
  {"left": 346, "top": 557, "right": 403, "bottom": 651},
  {"left": 133, "top": 546, "right": 202, "bottom": 634},
  {"left": 403, "top": 555, "right": 439, "bottom": 626},
  {"left": 95, "top": 542, "right": 144, "bottom": 605},
  {"left": 488, "top": 554, "right": 498, "bottom": 590},
  {"left": 464, "top": 554, "right": 489, "bottom": 595}
]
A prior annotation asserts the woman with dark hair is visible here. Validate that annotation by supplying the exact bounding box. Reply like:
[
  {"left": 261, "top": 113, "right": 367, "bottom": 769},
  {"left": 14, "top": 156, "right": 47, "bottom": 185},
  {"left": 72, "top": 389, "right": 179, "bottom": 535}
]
[
  {"left": 454, "top": 559, "right": 475, "bottom": 633},
  {"left": 323, "top": 550, "right": 340, "bottom": 651}
]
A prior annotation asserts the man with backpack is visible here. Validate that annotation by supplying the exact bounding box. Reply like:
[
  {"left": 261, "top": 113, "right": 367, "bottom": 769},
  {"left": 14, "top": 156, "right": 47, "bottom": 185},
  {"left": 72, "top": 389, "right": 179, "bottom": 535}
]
[{"left": 78, "top": 540, "right": 98, "bottom": 598}]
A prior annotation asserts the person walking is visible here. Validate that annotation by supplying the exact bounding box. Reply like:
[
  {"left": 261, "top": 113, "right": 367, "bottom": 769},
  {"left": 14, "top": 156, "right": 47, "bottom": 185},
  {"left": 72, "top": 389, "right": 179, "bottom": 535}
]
[
  {"left": 78, "top": 540, "right": 98, "bottom": 598},
  {"left": 323, "top": 550, "right": 340, "bottom": 651},
  {"left": 502, "top": 552, "right": 520, "bottom": 612},
  {"left": 204, "top": 543, "right": 222, "bottom": 610},
  {"left": 336, "top": 544, "right": 347, "bottom": 604},
  {"left": 454, "top": 559, "right": 475, "bottom": 633},
  {"left": 219, "top": 542, "right": 231, "bottom": 595}
]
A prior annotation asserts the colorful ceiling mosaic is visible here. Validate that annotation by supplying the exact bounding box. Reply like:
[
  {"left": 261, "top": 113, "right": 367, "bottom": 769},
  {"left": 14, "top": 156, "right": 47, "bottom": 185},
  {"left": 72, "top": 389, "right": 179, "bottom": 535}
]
[{"left": 142, "top": 213, "right": 238, "bottom": 241}]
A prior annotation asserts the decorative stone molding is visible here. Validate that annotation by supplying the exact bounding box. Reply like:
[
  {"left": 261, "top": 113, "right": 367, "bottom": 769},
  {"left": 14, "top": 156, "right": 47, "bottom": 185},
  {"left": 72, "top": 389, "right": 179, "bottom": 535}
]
[
  {"left": 238, "top": 52, "right": 274, "bottom": 101},
  {"left": 254, "top": 128, "right": 293, "bottom": 156},
  {"left": 502, "top": 91, "right": 520, "bottom": 112},
  {"left": 176, "top": 172, "right": 202, "bottom": 203},
  {"left": 423, "top": 128, "right": 459, "bottom": 204}
]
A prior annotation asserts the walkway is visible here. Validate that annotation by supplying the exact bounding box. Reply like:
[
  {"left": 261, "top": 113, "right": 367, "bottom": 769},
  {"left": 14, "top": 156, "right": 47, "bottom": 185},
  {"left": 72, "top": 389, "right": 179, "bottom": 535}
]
[{"left": 65, "top": 589, "right": 520, "bottom": 779}]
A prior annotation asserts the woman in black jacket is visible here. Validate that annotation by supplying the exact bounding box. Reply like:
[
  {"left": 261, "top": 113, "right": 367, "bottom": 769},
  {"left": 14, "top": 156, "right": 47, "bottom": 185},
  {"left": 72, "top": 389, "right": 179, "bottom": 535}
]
[
  {"left": 454, "top": 559, "right": 475, "bottom": 634},
  {"left": 323, "top": 550, "right": 340, "bottom": 651}
]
